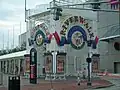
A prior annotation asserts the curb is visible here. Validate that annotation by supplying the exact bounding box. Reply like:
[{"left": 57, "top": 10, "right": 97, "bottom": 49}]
[{"left": 92, "top": 84, "right": 114, "bottom": 89}]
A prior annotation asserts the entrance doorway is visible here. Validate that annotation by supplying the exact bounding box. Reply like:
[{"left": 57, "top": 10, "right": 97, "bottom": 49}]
[{"left": 114, "top": 62, "right": 120, "bottom": 73}]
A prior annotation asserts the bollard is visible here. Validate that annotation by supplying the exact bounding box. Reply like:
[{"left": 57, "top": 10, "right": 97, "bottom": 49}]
[{"left": 77, "top": 76, "right": 80, "bottom": 86}]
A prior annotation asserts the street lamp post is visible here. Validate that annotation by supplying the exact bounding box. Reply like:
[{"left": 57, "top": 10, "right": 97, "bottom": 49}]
[
  {"left": 86, "top": 39, "right": 93, "bottom": 86},
  {"left": 86, "top": 55, "right": 92, "bottom": 86}
]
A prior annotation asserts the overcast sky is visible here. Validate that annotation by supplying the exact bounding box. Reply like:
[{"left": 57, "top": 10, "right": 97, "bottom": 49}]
[{"left": 0, "top": 0, "right": 52, "bottom": 50}]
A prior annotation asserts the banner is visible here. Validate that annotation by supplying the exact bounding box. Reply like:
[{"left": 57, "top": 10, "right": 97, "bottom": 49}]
[
  {"left": 30, "top": 48, "right": 37, "bottom": 84},
  {"left": 24, "top": 54, "right": 30, "bottom": 73},
  {"left": 92, "top": 54, "right": 100, "bottom": 73},
  {"left": 44, "top": 54, "right": 53, "bottom": 73},
  {"left": 56, "top": 53, "right": 66, "bottom": 74},
  {"left": 28, "top": 16, "right": 99, "bottom": 50}
]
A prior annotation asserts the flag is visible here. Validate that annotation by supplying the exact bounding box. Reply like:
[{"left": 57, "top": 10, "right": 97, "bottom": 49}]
[
  {"left": 44, "top": 38, "right": 51, "bottom": 43},
  {"left": 53, "top": 31, "right": 60, "bottom": 45},
  {"left": 95, "top": 36, "right": 99, "bottom": 44},
  {"left": 65, "top": 37, "right": 70, "bottom": 44},
  {"left": 59, "top": 37, "right": 66, "bottom": 46},
  {"left": 48, "top": 34, "right": 53, "bottom": 41},
  {"left": 92, "top": 36, "right": 99, "bottom": 49},
  {"left": 109, "top": 0, "right": 119, "bottom": 9},
  {"left": 28, "top": 38, "right": 34, "bottom": 46},
  {"left": 92, "top": 40, "right": 97, "bottom": 49}
]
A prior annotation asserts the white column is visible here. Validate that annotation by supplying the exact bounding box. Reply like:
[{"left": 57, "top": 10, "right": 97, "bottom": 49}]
[
  {"left": 52, "top": 51, "right": 57, "bottom": 74},
  {"left": 88, "top": 46, "right": 92, "bottom": 78},
  {"left": 5, "top": 61, "right": 7, "bottom": 73},
  {"left": 8, "top": 60, "right": 10, "bottom": 74},
  {"left": 54, "top": 52, "right": 57, "bottom": 74},
  {"left": 18, "top": 59, "right": 21, "bottom": 75}
]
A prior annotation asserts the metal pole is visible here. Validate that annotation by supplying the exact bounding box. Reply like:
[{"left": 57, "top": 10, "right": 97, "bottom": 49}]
[
  {"left": 87, "top": 53, "right": 92, "bottom": 86},
  {"left": 20, "top": 22, "right": 21, "bottom": 35},
  {"left": 13, "top": 26, "right": 14, "bottom": 48},
  {"left": 8, "top": 29, "right": 9, "bottom": 49},
  {"left": 50, "top": 72, "right": 54, "bottom": 90},
  {"left": 25, "top": 0, "right": 27, "bottom": 22},
  {"left": 118, "top": 0, "right": 120, "bottom": 35},
  {"left": 2, "top": 32, "right": 4, "bottom": 49},
  {"left": 87, "top": 33, "right": 93, "bottom": 86},
  {"left": 87, "top": 63, "right": 91, "bottom": 85}
]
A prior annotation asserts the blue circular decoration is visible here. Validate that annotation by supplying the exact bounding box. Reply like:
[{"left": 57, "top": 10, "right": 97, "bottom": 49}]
[
  {"left": 67, "top": 25, "right": 87, "bottom": 50},
  {"left": 34, "top": 30, "right": 45, "bottom": 46}
]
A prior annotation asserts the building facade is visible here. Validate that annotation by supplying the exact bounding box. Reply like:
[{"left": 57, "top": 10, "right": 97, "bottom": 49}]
[
  {"left": 1, "top": 0, "right": 119, "bottom": 80},
  {"left": 98, "top": 0, "right": 120, "bottom": 73},
  {"left": 25, "top": 0, "right": 99, "bottom": 79}
]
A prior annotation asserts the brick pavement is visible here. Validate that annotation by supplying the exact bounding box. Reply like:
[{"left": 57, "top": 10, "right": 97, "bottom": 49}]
[{"left": 0, "top": 78, "right": 113, "bottom": 90}]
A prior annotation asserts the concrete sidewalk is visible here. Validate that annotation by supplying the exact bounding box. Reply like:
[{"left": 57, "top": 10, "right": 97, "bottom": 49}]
[{"left": 0, "top": 77, "right": 113, "bottom": 90}]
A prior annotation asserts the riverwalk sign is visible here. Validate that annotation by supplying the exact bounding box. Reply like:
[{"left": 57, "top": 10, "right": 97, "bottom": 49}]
[{"left": 28, "top": 16, "right": 98, "bottom": 50}]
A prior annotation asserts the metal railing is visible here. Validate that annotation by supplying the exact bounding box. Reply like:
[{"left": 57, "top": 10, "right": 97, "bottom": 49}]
[{"left": 26, "top": 4, "right": 50, "bottom": 18}]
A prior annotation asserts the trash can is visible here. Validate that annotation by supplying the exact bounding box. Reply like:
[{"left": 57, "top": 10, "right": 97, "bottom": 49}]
[{"left": 8, "top": 76, "right": 20, "bottom": 90}]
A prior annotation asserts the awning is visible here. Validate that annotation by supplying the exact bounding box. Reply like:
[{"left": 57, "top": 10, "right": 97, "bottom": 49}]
[
  {"left": 100, "top": 24, "right": 120, "bottom": 42},
  {"left": 0, "top": 50, "right": 29, "bottom": 60},
  {"left": 100, "top": 35, "right": 120, "bottom": 42}
]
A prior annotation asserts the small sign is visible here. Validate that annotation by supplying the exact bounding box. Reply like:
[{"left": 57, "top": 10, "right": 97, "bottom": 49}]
[
  {"left": 92, "top": 54, "right": 100, "bottom": 73},
  {"left": 44, "top": 54, "right": 53, "bottom": 73},
  {"left": 56, "top": 53, "right": 66, "bottom": 74},
  {"left": 24, "top": 54, "right": 30, "bottom": 73}
]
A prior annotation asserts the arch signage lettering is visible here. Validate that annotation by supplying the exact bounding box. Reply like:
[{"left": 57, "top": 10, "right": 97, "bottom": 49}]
[{"left": 28, "top": 16, "right": 98, "bottom": 50}]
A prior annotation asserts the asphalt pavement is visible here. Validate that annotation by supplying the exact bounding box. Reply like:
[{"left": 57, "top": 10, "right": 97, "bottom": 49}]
[
  {"left": 96, "top": 76, "right": 120, "bottom": 90},
  {"left": 86, "top": 75, "right": 120, "bottom": 90},
  {"left": 0, "top": 74, "right": 113, "bottom": 90}
]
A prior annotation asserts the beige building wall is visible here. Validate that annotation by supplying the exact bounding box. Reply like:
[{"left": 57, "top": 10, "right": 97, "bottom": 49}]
[
  {"left": 98, "top": 1, "right": 120, "bottom": 73},
  {"left": 26, "top": 2, "right": 99, "bottom": 76}
]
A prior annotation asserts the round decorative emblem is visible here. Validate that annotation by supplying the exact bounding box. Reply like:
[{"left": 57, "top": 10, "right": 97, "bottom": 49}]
[
  {"left": 71, "top": 31, "right": 85, "bottom": 49},
  {"left": 35, "top": 30, "right": 45, "bottom": 46},
  {"left": 60, "top": 16, "right": 95, "bottom": 50},
  {"left": 67, "top": 26, "right": 87, "bottom": 50}
]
